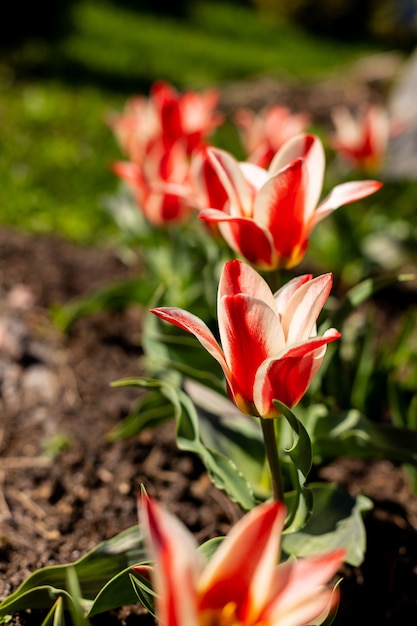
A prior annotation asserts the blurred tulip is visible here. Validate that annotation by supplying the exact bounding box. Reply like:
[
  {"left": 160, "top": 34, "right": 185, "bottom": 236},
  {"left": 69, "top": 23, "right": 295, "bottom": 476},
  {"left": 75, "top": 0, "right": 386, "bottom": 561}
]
[
  {"left": 113, "top": 140, "right": 193, "bottom": 226},
  {"left": 138, "top": 495, "right": 345, "bottom": 626},
  {"left": 108, "top": 80, "right": 223, "bottom": 165},
  {"left": 108, "top": 94, "right": 160, "bottom": 166},
  {"left": 109, "top": 80, "right": 224, "bottom": 226},
  {"left": 329, "top": 103, "right": 400, "bottom": 173},
  {"left": 234, "top": 104, "right": 310, "bottom": 168},
  {"left": 197, "top": 134, "right": 382, "bottom": 269},
  {"left": 151, "top": 259, "right": 340, "bottom": 417},
  {"left": 152, "top": 80, "right": 224, "bottom": 154}
]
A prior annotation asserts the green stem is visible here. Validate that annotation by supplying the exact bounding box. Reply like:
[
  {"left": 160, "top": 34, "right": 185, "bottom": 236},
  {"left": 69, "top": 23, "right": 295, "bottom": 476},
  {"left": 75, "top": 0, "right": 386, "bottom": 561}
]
[
  {"left": 261, "top": 268, "right": 281, "bottom": 294},
  {"left": 260, "top": 417, "right": 285, "bottom": 502}
]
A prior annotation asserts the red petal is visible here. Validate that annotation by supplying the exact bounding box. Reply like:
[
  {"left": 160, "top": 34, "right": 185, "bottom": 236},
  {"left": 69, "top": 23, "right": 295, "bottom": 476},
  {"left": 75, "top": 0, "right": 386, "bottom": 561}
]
[
  {"left": 254, "top": 330, "right": 341, "bottom": 414},
  {"left": 254, "top": 159, "right": 307, "bottom": 264},
  {"left": 150, "top": 307, "right": 229, "bottom": 377},
  {"left": 200, "top": 210, "right": 277, "bottom": 270},
  {"left": 199, "top": 502, "right": 286, "bottom": 614},
  {"left": 219, "top": 294, "right": 285, "bottom": 414}
]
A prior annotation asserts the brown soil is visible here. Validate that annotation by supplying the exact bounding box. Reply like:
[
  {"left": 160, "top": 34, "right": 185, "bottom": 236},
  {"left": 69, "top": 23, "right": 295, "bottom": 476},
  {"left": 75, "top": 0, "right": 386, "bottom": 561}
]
[{"left": 1, "top": 226, "right": 417, "bottom": 625}]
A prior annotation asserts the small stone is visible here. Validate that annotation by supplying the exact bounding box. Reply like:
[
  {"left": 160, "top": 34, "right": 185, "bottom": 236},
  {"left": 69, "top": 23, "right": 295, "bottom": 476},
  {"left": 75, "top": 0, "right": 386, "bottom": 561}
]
[{"left": 21, "top": 365, "right": 60, "bottom": 408}]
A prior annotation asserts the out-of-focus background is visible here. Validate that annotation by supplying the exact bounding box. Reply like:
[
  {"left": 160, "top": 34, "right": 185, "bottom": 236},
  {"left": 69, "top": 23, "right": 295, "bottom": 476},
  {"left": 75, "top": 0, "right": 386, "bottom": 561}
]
[{"left": 1, "top": 0, "right": 416, "bottom": 244}]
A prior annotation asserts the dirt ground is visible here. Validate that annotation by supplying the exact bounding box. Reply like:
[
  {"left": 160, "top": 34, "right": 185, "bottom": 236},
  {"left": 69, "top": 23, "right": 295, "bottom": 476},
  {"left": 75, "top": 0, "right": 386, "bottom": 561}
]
[{"left": 1, "top": 226, "right": 417, "bottom": 625}]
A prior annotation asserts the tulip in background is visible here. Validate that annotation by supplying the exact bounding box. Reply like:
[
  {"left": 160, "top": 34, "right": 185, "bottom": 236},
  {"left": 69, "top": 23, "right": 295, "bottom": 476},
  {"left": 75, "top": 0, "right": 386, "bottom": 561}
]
[
  {"left": 151, "top": 258, "right": 340, "bottom": 417},
  {"left": 139, "top": 494, "right": 345, "bottom": 626},
  {"left": 328, "top": 103, "right": 403, "bottom": 173},
  {"left": 113, "top": 141, "right": 194, "bottom": 226},
  {"left": 234, "top": 104, "right": 310, "bottom": 168},
  {"left": 109, "top": 80, "right": 224, "bottom": 164},
  {"left": 110, "top": 80, "right": 224, "bottom": 225},
  {"left": 196, "top": 134, "right": 382, "bottom": 270}
]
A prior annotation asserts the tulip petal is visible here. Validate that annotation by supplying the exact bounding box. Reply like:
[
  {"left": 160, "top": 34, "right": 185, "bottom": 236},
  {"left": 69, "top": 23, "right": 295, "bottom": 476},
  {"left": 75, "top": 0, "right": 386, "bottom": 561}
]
[
  {"left": 239, "top": 161, "right": 270, "bottom": 191},
  {"left": 219, "top": 294, "right": 286, "bottom": 412},
  {"left": 191, "top": 148, "right": 229, "bottom": 212},
  {"left": 253, "top": 159, "right": 307, "bottom": 262},
  {"left": 269, "top": 134, "right": 325, "bottom": 218},
  {"left": 311, "top": 180, "right": 382, "bottom": 228},
  {"left": 207, "top": 148, "right": 253, "bottom": 217},
  {"left": 198, "top": 502, "right": 286, "bottom": 615},
  {"left": 264, "top": 550, "right": 345, "bottom": 626},
  {"left": 199, "top": 209, "right": 277, "bottom": 270},
  {"left": 150, "top": 307, "right": 229, "bottom": 378},
  {"left": 274, "top": 274, "right": 313, "bottom": 315},
  {"left": 140, "top": 495, "right": 203, "bottom": 626},
  {"left": 253, "top": 330, "right": 340, "bottom": 413},
  {"left": 219, "top": 259, "right": 277, "bottom": 311},
  {"left": 112, "top": 161, "right": 145, "bottom": 186},
  {"left": 280, "top": 273, "right": 333, "bottom": 344}
]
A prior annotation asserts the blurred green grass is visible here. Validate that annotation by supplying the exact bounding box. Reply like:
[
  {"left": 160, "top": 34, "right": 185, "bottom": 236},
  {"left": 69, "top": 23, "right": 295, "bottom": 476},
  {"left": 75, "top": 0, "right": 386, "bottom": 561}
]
[{"left": 0, "top": 0, "right": 389, "bottom": 244}]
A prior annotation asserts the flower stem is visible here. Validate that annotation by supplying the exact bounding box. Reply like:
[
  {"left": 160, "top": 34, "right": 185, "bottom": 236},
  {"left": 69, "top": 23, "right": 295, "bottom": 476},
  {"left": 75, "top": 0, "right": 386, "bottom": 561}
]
[{"left": 260, "top": 417, "right": 284, "bottom": 502}]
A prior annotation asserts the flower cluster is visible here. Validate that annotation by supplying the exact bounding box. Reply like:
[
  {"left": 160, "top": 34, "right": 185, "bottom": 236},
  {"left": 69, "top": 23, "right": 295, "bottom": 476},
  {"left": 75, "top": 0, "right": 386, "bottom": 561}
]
[
  {"left": 109, "top": 81, "right": 223, "bottom": 225},
  {"left": 106, "top": 80, "right": 386, "bottom": 626}
]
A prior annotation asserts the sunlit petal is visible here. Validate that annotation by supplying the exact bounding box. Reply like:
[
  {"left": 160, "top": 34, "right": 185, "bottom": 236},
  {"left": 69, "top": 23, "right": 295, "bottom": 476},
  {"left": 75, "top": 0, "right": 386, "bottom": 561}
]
[
  {"left": 200, "top": 210, "right": 277, "bottom": 270},
  {"left": 140, "top": 495, "right": 203, "bottom": 626},
  {"left": 311, "top": 180, "right": 383, "bottom": 228},
  {"left": 207, "top": 148, "right": 253, "bottom": 217},
  {"left": 280, "top": 273, "right": 333, "bottom": 344},
  {"left": 198, "top": 502, "right": 286, "bottom": 616},
  {"left": 219, "top": 294, "right": 286, "bottom": 412},
  {"left": 150, "top": 307, "right": 229, "bottom": 377},
  {"left": 253, "top": 330, "right": 340, "bottom": 413},
  {"left": 269, "top": 134, "right": 325, "bottom": 218}
]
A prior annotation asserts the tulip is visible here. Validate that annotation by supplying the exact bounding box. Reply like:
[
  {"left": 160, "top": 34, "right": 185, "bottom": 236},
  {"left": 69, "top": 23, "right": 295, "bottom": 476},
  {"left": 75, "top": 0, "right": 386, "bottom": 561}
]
[
  {"left": 151, "top": 259, "right": 340, "bottom": 418},
  {"left": 113, "top": 140, "right": 193, "bottom": 226},
  {"left": 109, "top": 81, "right": 223, "bottom": 166},
  {"left": 234, "top": 105, "right": 310, "bottom": 168},
  {"left": 329, "top": 103, "right": 393, "bottom": 173},
  {"left": 151, "top": 80, "right": 224, "bottom": 155},
  {"left": 108, "top": 94, "right": 160, "bottom": 166},
  {"left": 197, "top": 134, "right": 382, "bottom": 270},
  {"left": 138, "top": 495, "right": 345, "bottom": 626}
]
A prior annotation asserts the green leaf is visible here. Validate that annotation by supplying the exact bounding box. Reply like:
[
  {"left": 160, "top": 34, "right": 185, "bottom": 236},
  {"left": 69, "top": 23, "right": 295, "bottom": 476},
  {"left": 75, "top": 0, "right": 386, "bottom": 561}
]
[
  {"left": 112, "top": 377, "right": 256, "bottom": 510},
  {"left": 310, "top": 408, "right": 417, "bottom": 466},
  {"left": 0, "top": 587, "right": 76, "bottom": 617},
  {"left": 128, "top": 571, "right": 156, "bottom": 617},
  {"left": 173, "top": 387, "right": 256, "bottom": 511},
  {"left": 184, "top": 379, "right": 268, "bottom": 499},
  {"left": 282, "top": 483, "right": 372, "bottom": 567},
  {"left": 274, "top": 400, "right": 313, "bottom": 532},
  {"left": 65, "top": 569, "right": 90, "bottom": 625},
  {"left": 199, "top": 536, "right": 224, "bottom": 561},
  {"left": 41, "top": 597, "right": 66, "bottom": 626},
  {"left": 327, "top": 273, "right": 415, "bottom": 330},
  {"left": 0, "top": 525, "right": 146, "bottom": 618},
  {"left": 107, "top": 390, "right": 174, "bottom": 441}
]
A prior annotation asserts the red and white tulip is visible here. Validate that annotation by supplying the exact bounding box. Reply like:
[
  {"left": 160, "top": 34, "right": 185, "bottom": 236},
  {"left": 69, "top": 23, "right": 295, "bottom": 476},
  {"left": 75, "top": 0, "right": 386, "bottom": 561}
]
[
  {"left": 138, "top": 495, "right": 345, "bottom": 626},
  {"left": 329, "top": 103, "right": 400, "bottom": 173},
  {"left": 196, "top": 134, "right": 382, "bottom": 269},
  {"left": 113, "top": 140, "right": 193, "bottom": 226},
  {"left": 234, "top": 104, "right": 310, "bottom": 168},
  {"left": 151, "top": 259, "right": 340, "bottom": 417}
]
